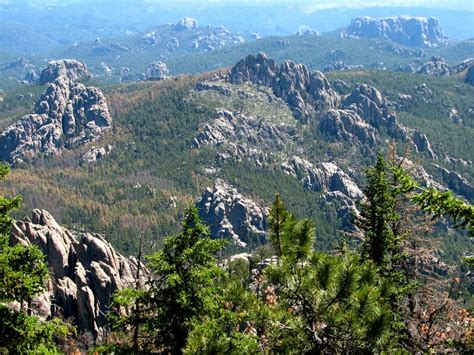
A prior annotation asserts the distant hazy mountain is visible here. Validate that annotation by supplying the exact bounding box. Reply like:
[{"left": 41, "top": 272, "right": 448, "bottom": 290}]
[{"left": 1, "top": 1, "right": 472, "bottom": 56}]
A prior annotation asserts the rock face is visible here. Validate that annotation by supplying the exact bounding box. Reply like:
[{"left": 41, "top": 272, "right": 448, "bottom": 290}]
[
  {"left": 196, "top": 179, "right": 267, "bottom": 247},
  {"left": 435, "top": 166, "right": 474, "bottom": 201},
  {"left": 0, "top": 76, "right": 112, "bottom": 163},
  {"left": 10, "top": 210, "right": 147, "bottom": 339},
  {"left": 141, "top": 61, "right": 169, "bottom": 81},
  {"left": 39, "top": 59, "right": 91, "bottom": 85},
  {"left": 281, "top": 156, "right": 363, "bottom": 229},
  {"left": 346, "top": 16, "right": 447, "bottom": 48},
  {"left": 81, "top": 145, "right": 113, "bottom": 164},
  {"left": 282, "top": 156, "right": 363, "bottom": 200}
]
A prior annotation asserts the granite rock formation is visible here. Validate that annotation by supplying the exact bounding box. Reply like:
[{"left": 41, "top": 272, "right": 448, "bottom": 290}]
[
  {"left": 10, "top": 209, "right": 147, "bottom": 339},
  {"left": 230, "top": 52, "right": 339, "bottom": 123},
  {"left": 39, "top": 59, "right": 91, "bottom": 85},
  {"left": 196, "top": 179, "right": 267, "bottom": 247},
  {"left": 346, "top": 16, "right": 448, "bottom": 48},
  {"left": 142, "top": 61, "right": 169, "bottom": 81},
  {"left": 0, "top": 76, "right": 112, "bottom": 164}
]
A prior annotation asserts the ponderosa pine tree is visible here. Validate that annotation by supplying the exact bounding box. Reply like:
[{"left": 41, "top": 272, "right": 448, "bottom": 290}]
[
  {"left": 263, "top": 194, "right": 401, "bottom": 353},
  {"left": 0, "top": 163, "right": 68, "bottom": 353}
]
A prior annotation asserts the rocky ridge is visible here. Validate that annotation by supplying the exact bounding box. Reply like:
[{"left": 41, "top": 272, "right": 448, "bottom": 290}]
[
  {"left": 11, "top": 209, "right": 147, "bottom": 339},
  {"left": 229, "top": 53, "right": 432, "bottom": 157},
  {"left": 345, "top": 16, "right": 448, "bottom": 48},
  {"left": 0, "top": 67, "right": 112, "bottom": 164}
]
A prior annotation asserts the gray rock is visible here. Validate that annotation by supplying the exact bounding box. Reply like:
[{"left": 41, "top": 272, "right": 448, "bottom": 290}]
[
  {"left": 346, "top": 16, "right": 447, "bottom": 48},
  {"left": 39, "top": 59, "right": 91, "bottom": 85},
  {"left": 81, "top": 145, "right": 113, "bottom": 164},
  {"left": 416, "top": 56, "right": 451, "bottom": 76},
  {"left": 195, "top": 82, "right": 231, "bottom": 96},
  {"left": 24, "top": 69, "right": 38, "bottom": 83},
  {"left": 281, "top": 156, "right": 363, "bottom": 200},
  {"left": 10, "top": 209, "right": 147, "bottom": 339},
  {"left": 0, "top": 76, "right": 112, "bottom": 164},
  {"left": 174, "top": 17, "right": 198, "bottom": 31},
  {"left": 141, "top": 61, "right": 169, "bottom": 81},
  {"left": 196, "top": 179, "right": 267, "bottom": 247},
  {"left": 412, "top": 130, "right": 437, "bottom": 159},
  {"left": 323, "top": 61, "right": 363, "bottom": 72},
  {"left": 230, "top": 53, "right": 339, "bottom": 123},
  {"left": 319, "top": 109, "right": 377, "bottom": 146},
  {"left": 435, "top": 165, "right": 474, "bottom": 201}
]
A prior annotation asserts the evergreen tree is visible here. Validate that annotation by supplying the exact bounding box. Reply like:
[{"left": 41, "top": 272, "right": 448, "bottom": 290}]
[
  {"left": 109, "top": 207, "right": 226, "bottom": 353},
  {"left": 263, "top": 195, "right": 400, "bottom": 353}
]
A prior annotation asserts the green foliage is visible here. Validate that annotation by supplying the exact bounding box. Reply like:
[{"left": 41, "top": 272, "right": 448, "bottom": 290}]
[
  {"left": 0, "top": 306, "right": 68, "bottom": 354},
  {"left": 264, "top": 194, "right": 401, "bottom": 353},
  {"left": 413, "top": 188, "right": 474, "bottom": 235},
  {"left": 110, "top": 207, "right": 226, "bottom": 353}
]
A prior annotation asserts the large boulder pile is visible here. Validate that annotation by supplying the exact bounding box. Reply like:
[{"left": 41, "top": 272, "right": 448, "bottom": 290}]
[
  {"left": 0, "top": 73, "right": 112, "bottom": 164},
  {"left": 11, "top": 209, "right": 147, "bottom": 339},
  {"left": 39, "top": 59, "right": 91, "bottom": 85},
  {"left": 346, "top": 16, "right": 448, "bottom": 48},
  {"left": 196, "top": 179, "right": 267, "bottom": 247}
]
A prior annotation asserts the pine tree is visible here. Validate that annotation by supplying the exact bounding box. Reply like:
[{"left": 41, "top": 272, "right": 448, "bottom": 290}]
[
  {"left": 109, "top": 207, "right": 226, "bottom": 353},
  {"left": 264, "top": 194, "right": 400, "bottom": 353}
]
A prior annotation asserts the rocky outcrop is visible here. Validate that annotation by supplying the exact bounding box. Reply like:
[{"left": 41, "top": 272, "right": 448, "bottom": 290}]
[
  {"left": 346, "top": 16, "right": 447, "bottom": 48},
  {"left": 319, "top": 109, "right": 377, "bottom": 146},
  {"left": 81, "top": 145, "right": 113, "bottom": 164},
  {"left": 323, "top": 61, "right": 363, "bottom": 72},
  {"left": 195, "top": 82, "right": 231, "bottom": 96},
  {"left": 416, "top": 57, "right": 452, "bottom": 76},
  {"left": 412, "top": 130, "right": 437, "bottom": 159},
  {"left": 11, "top": 209, "right": 147, "bottom": 339},
  {"left": 193, "top": 108, "right": 295, "bottom": 154},
  {"left": 228, "top": 54, "right": 422, "bottom": 151},
  {"left": 196, "top": 179, "right": 267, "bottom": 247},
  {"left": 281, "top": 156, "right": 363, "bottom": 230},
  {"left": 435, "top": 165, "right": 474, "bottom": 201},
  {"left": 281, "top": 156, "right": 363, "bottom": 200},
  {"left": 141, "top": 61, "right": 169, "bottom": 81},
  {"left": 0, "top": 76, "right": 112, "bottom": 163},
  {"left": 174, "top": 17, "right": 198, "bottom": 31},
  {"left": 39, "top": 59, "right": 91, "bottom": 85},
  {"left": 230, "top": 53, "right": 339, "bottom": 123}
]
